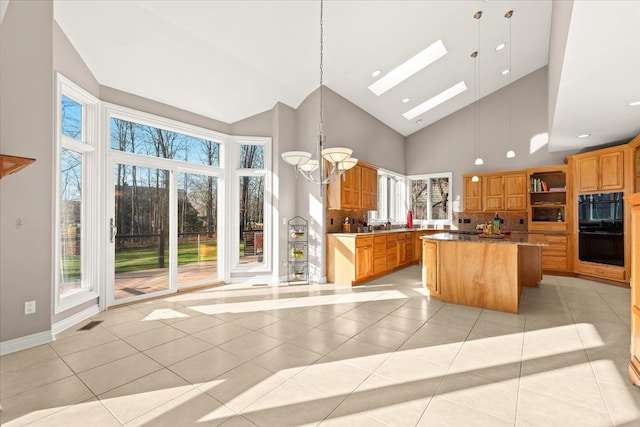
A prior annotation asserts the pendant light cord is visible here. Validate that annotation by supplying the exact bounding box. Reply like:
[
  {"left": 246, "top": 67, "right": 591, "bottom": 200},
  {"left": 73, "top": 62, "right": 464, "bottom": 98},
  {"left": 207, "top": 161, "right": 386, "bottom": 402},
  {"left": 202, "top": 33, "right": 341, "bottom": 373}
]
[{"left": 507, "top": 10, "right": 513, "bottom": 154}]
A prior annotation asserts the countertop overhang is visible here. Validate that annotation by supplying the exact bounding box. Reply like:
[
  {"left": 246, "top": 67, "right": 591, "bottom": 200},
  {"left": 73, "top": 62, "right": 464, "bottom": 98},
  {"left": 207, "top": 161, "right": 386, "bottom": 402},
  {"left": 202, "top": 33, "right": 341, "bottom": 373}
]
[{"left": 422, "top": 232, "right": 548, "bottom": 246}]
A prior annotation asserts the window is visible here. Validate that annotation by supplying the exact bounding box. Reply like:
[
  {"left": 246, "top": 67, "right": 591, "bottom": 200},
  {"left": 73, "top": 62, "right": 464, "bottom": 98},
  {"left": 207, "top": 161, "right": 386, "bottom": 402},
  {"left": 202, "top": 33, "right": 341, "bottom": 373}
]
[
  {"left": 370, "top": 169, "right": 406, "bottom": 223},
  {"left": 233, "top": 139, "right": 271, "bottom": 272},
  {"left": 110, "top": 117, "right": 220, "bottom": 167},
  {"left": 408, "top": 172, "right": 452, "bottom": 224},
  {"left": 55, "top": 74, "right": 99, "bottom": 313}
]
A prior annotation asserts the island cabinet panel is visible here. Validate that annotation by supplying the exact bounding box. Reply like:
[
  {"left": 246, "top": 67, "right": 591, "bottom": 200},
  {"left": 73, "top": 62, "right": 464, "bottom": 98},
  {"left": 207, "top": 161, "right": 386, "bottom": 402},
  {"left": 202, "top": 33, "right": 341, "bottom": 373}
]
[
  {"left": 422, "top": 240, "right": 438, "bottom": 295},
  {"left": 627, "top": 192, "right": 640, "bottom": 386},
  {"left": 439, "top": 241, "right": 520, "bottom": 313},
  {"left": 463, "top": 176, "right": 482, "bottom": 211},
  {"left": 483, "top": 175, "right": 505, "bottom": 211}
]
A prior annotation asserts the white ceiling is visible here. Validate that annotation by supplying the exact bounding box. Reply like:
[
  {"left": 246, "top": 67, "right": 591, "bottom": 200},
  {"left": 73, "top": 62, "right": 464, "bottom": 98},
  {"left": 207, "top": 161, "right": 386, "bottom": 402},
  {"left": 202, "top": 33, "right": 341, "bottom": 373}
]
[{"left": 51, "top": 0, "right": 639, "bottom": 150}]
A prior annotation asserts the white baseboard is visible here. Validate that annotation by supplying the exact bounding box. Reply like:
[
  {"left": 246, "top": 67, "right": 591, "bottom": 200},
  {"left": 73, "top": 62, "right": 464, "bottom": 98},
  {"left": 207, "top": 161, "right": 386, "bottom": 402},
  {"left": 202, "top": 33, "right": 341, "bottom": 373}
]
[
  {"left": 0, "top": 304, "right": 101, "bottom": 356},
  {"left": 52, "top": 304, "right": 100, "bottom": 337},
  {"left": 0, "top": 330, "right": 54, "bottom": 356}
]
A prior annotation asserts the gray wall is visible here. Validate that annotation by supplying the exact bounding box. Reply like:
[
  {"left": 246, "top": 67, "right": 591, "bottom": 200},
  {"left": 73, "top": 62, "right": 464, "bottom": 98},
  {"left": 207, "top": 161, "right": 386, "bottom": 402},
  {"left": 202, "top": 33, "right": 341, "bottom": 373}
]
[
  {"left": 294, "top": 87, "right": 406, "bottom": 280},
  {"left": 0, "top": 0, "right": 54, "bottom": 342},
  {"left": 406, "top": 67, "right": 578, "bottom": 212}
]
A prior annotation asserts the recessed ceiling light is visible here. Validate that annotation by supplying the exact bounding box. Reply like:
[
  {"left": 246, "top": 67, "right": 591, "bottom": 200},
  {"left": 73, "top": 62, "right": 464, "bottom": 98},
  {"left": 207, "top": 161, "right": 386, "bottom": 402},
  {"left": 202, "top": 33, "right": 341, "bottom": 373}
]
[
  {"left": 371, "top": 70, "right": 381, "bottom": 77},
  {"left": 629, "top": 100, "right": 640, "bottom": 106},
  {"left": 403, "top": 81, "right": 467, "bottom": 120},
  {"left": 416, "top": 119, "right": 422, "bottom": 124},
  {"left": 578, "top": 134, "right": 591, "bottom": 138},
  {"left": 495, "top": 43, "right": 506, "bottom": 51},
  {"left": 369, "top": 40, "right": 448, "bottom": 96},
  {"left": 501, "top": 69, "right": 510, "bottom": 75},
  {"left": 402, "top": 98, "right": 410, "bottom": 103}
]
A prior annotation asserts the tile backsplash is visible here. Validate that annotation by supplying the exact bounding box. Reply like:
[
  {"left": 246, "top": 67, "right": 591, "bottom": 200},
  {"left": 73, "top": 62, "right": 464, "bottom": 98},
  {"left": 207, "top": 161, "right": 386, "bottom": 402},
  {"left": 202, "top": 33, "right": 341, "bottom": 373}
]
[
  {"left": 453, "top": 211, "right": 528, "bottom": 232},
  {"left": 326, "top": 209, "right": 371, "bottom": 233}
]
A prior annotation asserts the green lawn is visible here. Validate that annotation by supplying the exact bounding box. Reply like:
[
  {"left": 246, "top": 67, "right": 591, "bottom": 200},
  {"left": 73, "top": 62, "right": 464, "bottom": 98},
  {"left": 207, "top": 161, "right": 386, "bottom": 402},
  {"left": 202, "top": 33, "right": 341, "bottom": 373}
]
[{"left": 61, "top": 240, "right": 223, "bottom": 277}]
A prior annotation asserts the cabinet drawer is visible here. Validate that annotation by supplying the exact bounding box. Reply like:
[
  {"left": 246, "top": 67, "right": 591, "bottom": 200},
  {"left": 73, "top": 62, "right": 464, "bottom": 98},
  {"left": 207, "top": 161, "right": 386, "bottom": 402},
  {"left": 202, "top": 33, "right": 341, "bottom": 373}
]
[
  {"left": 374, "top": 235, "right": 386, "bottom": 245},
  {"left": 576, "top": 261, "right": 626, "bottom": 281},
  {"left": 397, "top": 233, "right": 406, "bottom": 241},
  {"left": 542, "top": 255, "right": 567, "bottom": 271},
  {"left": 373, "top": 243, "right": 386, "bottom": 258},
  {"left": 356, "top": 236, "right": 373, "bottom": 247},
  {"left": 529, "top": 222, "right": 566, "bottom": 232},
  {"left": 373, "top": 257, "right": 386, "bottom": 274},
  {"left": 386, "top": 234, "right": 397, "bottom": 242}
]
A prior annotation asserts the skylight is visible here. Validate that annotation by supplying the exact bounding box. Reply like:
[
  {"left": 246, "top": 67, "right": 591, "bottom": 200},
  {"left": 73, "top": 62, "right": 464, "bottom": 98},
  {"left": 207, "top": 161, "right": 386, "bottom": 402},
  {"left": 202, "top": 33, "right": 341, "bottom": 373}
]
[
  {"left": 368, "top": 40, "right": 447, "bottom": 96},
  {"left": 403, "top": 81, "right": 467, "bottom": 120}
]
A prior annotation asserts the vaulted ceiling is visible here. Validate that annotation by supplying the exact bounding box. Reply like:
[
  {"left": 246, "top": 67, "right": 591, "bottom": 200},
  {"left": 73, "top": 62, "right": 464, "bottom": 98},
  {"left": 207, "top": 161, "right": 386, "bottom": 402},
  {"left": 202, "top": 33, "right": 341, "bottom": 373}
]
[{"left": 49, "top": 1, "right": 640, "bottom": 151}]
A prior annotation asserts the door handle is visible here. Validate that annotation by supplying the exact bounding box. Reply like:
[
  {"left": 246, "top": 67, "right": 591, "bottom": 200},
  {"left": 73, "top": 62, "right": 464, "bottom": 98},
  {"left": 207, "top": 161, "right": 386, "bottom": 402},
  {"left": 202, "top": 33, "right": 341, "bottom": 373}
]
[{"left": 110, "top": 218, "right": 117, "bottom": 243}]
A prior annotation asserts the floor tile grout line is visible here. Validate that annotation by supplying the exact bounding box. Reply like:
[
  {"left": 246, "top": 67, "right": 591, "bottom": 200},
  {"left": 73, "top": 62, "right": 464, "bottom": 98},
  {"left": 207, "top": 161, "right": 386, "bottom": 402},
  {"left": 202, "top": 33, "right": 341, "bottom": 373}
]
[{"left": 557, "top": 280, "right": 620, "bottom": 426}]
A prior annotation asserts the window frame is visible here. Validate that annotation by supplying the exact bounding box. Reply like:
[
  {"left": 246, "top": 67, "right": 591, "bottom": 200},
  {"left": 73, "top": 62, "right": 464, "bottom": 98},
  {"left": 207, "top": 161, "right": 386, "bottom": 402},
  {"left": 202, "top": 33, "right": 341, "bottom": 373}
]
[
  {"left": 229, "top": 136, "right": 273, "bottom": 275},
  {"left": 54, "top": 73, "right": 100, "bottom": 314},
  {"left": 407, "top": 172, "right": 453, "bottom": 226},
  {"left": 369, "top": 168, "right": 406, "bottom": 225}
]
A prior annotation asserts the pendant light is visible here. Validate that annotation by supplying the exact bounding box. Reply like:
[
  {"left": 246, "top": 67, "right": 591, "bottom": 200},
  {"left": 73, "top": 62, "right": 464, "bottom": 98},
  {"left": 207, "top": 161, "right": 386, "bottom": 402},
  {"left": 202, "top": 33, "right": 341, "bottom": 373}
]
[
  {"left": 281, "top": 0, "right": 357, "bottom": 192},
  {"left": 473, "top": 10, "right": 483, "bottom": 168},
  {"left": 505, "top": 10, "right": 516, "bottom": 159}
]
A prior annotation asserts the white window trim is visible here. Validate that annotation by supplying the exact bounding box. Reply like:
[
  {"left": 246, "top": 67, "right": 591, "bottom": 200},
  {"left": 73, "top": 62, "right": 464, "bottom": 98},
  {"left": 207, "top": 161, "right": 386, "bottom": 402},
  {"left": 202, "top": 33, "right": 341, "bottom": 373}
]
[
  {"left": 229, "top": 136, "right": 273, "bottom": 276},
  {"left": 370, "top": 168, "right": 406, "bottom": 225},
  {"left": 54, "top": 73, "right": 100, "bottom": 314},
  {"left": 407, "top": 172, "right": 453, "bottom": 225}
]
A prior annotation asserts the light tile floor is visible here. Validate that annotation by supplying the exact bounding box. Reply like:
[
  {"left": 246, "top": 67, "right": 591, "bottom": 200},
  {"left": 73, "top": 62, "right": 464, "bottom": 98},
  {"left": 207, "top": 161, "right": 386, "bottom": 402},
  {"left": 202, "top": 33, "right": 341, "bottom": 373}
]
[{"left": 1, "top": 266, "right": 639, "bottom": 426}]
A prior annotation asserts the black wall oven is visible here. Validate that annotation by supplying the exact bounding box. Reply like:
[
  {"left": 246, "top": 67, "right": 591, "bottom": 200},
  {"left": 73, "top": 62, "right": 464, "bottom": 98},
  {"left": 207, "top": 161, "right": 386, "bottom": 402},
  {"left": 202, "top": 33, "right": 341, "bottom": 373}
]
[{"left": 578, "top": 192, "right": 624, "bottom": 266}]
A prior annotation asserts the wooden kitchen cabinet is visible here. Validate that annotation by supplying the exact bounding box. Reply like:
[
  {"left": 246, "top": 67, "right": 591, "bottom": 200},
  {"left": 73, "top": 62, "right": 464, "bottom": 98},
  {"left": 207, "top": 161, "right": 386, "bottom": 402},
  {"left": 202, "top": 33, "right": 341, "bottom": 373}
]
[
  {"left": 463, "top": 176, "right": 482, "bottom": 211},
  {"left": 397, "top": 232, "right": 406, "bottom": 266},
  {"left": 527, "top": 166, "right": 569, "bottom": 233},
  {"left": 505, "top": 173, "right": 527, "bottom": 210},
  {"left": 373, "top": 235, "right": 386, "bottom": 274},
  {"left": 483, "top": 175, "right": 505, "bottom": 210},
  {"left": 572, "top": 147, "right": 624, "bottom": 193},
  {"left": 386, "top": 233, "right": 398, "bottom": 270},
  {"left": 360, "top": 163, "right": 378, "bottom": 210},
  {"left": 626, "top": 192, "right": 640, "bottom": 386},
  {"left": 327, "top": 161, "right": 378, "bottom": 210},
  {"left": 355, "top": 236, "right": 373, "bottom": 281},
  {"left": 540, "top": 233, "right": 569, "bottom": 273},
  {"left": 462, "top": 171, "right": 526, "bottom": 212}
]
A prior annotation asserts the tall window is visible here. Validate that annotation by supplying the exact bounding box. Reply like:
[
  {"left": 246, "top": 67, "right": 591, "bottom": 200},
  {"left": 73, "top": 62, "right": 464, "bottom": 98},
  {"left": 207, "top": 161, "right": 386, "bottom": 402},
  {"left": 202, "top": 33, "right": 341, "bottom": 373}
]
[
  {"left": 236, "top": 139, "right": 267, "bottom": 267},
  {"left": 370, "top": 169, "right": 406, "bottom": 223},
  {"left": 55, "top": 74, "right": 99, "bottom": 313},
  {"left": 409, "top": 172, "right": 452, "bottom": 225}
]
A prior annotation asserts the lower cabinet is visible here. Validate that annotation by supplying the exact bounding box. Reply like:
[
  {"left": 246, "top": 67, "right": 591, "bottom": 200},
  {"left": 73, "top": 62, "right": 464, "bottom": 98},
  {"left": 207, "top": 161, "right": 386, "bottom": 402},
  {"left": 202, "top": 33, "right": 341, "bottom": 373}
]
[
  {"left": 355, "top": 237, "right": 373, "bottom": 281},
  {"left": 373, "top": 235, "right": 386, "bottom": 274},
  {"left": 386, "top": 234, "right": 398, "bottom": 270},
  {"left": 540, "top": 233, "right": 569, "bottom": 273}
]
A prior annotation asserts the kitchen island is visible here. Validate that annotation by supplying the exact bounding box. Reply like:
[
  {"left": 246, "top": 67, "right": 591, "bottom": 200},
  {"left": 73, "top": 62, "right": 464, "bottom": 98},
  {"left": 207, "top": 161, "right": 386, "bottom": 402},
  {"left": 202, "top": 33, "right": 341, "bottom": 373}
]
[{"left": 421, "top": 233, "right": 548, "bottom": 313}]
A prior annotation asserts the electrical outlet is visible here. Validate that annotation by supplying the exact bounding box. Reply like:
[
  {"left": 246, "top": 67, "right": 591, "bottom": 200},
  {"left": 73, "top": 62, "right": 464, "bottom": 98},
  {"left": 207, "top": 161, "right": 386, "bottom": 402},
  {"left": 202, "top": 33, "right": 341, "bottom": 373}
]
[
  {"left": 463, "top": 218, "right": 471, "bottom": 224},
  {"left": 520, "top": 219, "right": 524, "bottom": 224},
  {"left": 24, "top": 300, "right": 36, "bottom": 315},
  {"left": 282, "top": 259, "right": 287, "bottom": 266}
]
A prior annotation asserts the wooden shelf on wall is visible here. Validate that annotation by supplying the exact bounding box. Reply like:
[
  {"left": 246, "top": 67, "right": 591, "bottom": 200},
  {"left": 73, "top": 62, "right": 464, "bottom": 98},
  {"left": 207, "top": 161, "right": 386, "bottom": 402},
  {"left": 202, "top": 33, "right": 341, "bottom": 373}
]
[{"left": 0, "top": 154, "right": 36, "bottom": 179}]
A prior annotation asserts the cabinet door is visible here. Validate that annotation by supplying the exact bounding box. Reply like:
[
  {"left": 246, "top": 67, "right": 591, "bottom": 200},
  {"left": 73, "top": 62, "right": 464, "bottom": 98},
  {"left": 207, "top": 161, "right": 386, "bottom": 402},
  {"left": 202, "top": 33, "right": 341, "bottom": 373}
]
[
  {"left": 422, "top": 240, "right": 438, "bottom": 293},
  {"left": 355, "top": 245, "right": 372, "bottom": 280},
  {"left": 599, "top": 151, "right": 624, "bottom": 191},
  {"left": 342, "top": 166, "right": 362, "bottom": 209},
  {"left": 483, "top": 175, "right": 504, "bottom": 210},
  {"left": 360, "top": 165, "right": 378, "bottom": 210},
  {"left": 505, "top": 174, "right": 527, "bottom": 210},
  {"left": 576, "top": 156, "right": 599, "bottom": 192},
  {"left": 635, "top": 146, "right": 640, "bottom": 193},
  {"left": 463, "top": 177, "right": 482, "bottom": 211}
]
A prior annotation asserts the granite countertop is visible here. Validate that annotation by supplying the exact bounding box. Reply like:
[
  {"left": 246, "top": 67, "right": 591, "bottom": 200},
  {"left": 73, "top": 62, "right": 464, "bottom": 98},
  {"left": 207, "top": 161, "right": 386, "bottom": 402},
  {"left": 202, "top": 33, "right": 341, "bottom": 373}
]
[
  {"left": 329, "top": 228, "right": 448, "bottom": 237},
  {"left": 421, "top": 232, "right": 549, "bottom": 246}
]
